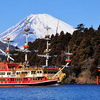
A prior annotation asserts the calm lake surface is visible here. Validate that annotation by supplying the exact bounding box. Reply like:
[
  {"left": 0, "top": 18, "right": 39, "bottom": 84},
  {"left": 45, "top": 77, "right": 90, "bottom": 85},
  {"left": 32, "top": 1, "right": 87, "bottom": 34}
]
[{"left": 0, "top": 85, "right": 100, "bottom": 100}]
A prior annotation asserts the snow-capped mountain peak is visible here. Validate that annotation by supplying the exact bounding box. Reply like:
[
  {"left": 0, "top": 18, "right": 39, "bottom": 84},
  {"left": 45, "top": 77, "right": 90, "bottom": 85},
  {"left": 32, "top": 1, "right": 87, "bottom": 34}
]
[{"left": 0, "top": 14, "right": 76, "bottom": 48}]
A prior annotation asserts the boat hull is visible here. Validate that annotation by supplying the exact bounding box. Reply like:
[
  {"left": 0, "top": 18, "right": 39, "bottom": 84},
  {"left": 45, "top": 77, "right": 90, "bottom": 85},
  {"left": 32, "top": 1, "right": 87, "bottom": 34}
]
[{"left": 0, "top": 80, "right": 58, "bottom": 87}]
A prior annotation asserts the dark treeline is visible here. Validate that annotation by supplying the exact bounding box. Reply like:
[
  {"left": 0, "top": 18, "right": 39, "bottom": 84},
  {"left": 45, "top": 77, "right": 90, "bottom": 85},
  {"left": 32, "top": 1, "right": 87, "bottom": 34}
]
[{"left": 11, "top": 24, "right": 100, "bottom": 83}]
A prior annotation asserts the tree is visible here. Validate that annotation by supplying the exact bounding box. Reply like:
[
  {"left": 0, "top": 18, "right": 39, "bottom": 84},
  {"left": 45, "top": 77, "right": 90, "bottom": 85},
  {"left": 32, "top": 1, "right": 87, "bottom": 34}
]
[
  {"left": 98, "top": 25, "right": 100, "bottom": 31},
  {"left": 76, "top": 24, "right": 85, "bottom": 32}
]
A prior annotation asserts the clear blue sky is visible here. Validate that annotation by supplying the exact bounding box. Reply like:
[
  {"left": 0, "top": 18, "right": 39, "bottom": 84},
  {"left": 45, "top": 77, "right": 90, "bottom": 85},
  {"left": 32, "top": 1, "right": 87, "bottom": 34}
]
[{"left": 0, "top": 0, "right": 100, "bottom": 33}]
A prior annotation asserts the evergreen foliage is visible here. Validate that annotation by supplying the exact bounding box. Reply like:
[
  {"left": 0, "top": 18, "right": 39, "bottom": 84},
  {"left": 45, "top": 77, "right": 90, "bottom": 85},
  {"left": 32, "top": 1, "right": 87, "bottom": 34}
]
[{"left": 76, "top": 23, "right": 85, "bottom": 32}]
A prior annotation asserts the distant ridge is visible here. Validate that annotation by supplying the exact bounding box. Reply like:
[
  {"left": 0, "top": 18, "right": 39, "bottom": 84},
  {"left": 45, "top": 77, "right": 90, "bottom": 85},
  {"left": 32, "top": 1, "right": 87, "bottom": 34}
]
[{"left": 0, "top": 14, "right": 76, "bottom": 48}]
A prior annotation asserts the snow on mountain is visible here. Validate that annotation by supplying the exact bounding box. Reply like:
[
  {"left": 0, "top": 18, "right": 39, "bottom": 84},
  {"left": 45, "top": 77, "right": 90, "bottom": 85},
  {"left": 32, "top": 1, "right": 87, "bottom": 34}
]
[{"left": 0, "top": 14, "right": 76, "bottom": 48}]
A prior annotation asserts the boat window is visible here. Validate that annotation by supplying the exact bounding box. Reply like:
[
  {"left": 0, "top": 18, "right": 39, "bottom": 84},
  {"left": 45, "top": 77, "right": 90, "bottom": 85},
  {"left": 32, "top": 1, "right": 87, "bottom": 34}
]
[
  {"left": 31, "top": 78, "right": 35, "bottom": 81},
  {"left": 48, "top": 72, "right": 50, "bottom": 74},
  {"left": 15, "top": 78, "right": 22, "bottom": 81},
  {"left": 0, "top": 67, "right": 5, "bottom": 69},
  {"left": 11, "top": 78, "right": 14, "bottom": 81},
  {"left": 0, "top": 79, "right": 5, "bottom": 81},
  {"left": 35, "top": 78, "right": 37, "bottom": 80},
  {"left": 37, "top": 71, "right": 39, "bottom": 73},
  {"left": 54, "top": 72, "right": 57, "bottom": 74},
  {"left": 41, "top": 78, "right": 42, "bottom": 80},
  {"left": 0, "top": 72, "right": 5, "bottom": 75},
  {"left": 31, "top": 71, "right": 36, "bottom": 74},
  {"left": 13, "top": 72, "right": 15, "bottom": 74},
  {"left": 44, "top": 71, "right": 47, "bottom": 74},
  {"left": 7, "top": 72, "right": 11, "bottom": 75},
  {"left": 38, "top": 77, "right": 42, "bottom": 80},
  {"left": 16, "top": 72, "right": 20, "bottom": 75},
  {"left": 25, "top": 72, "right": 27, "bottom": 74},
  {"left": 51, "top": 72, "right": 53, "bottom": 74},
  {"left": 24, "top": 78, "right": 28, "bottom": 81}
]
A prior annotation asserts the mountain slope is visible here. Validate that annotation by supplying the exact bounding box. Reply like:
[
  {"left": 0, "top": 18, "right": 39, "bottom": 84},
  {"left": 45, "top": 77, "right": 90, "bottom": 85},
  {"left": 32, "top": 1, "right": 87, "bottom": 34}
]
[{"left": 0, "top": 14, "right": 76, "bottom": 48}]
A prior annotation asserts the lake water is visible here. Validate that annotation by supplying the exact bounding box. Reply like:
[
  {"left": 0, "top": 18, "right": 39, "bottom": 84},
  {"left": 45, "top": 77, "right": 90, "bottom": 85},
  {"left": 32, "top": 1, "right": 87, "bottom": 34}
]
[{"left": 0, "top": 85, "right": 100, "bottom": 100}]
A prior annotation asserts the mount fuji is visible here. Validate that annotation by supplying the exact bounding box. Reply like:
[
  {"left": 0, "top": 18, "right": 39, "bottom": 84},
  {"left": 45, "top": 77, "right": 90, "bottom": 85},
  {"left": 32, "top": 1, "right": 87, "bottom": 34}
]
[{"left": 0, "top": 14, "right": 76, "bottom": 48}]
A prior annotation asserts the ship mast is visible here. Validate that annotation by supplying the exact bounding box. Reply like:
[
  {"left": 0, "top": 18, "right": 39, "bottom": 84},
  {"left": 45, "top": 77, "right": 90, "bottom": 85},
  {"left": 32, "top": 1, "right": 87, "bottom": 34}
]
[
  {"left": 3, "top": 37, "right": 14, "bottom": 62},
  {"left": 15, "top": 18, "right": 38, "bottom": 63},
  {"left": 22, "top": 18, "right": 38, "bottom": 63},
  {"left": 38, "top": 26, "right": 57, "bottom": 67},
  {"left": 23, "top": 19, "right": 30, "bottom": 63},
  {"left": 52, "top": 46, "right": 73, "bottom": 78},
  {"left": 65, "top": 46, "right": 73, "bottom": 63},
  {"left": 44, "top": 26, "right": 51, "bottom": 66}
]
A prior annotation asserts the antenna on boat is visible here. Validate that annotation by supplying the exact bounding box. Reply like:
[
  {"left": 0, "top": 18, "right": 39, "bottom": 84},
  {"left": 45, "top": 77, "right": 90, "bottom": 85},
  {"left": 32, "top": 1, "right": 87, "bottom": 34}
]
[
  {"left": 15, "top": 18, "right": 38, "bottom": 64},
  {"left": 56, "top": 17, "right": 60, "bottom": 34},
  {"left": 0, "top": 37, "right": 14, "bottom": 61},
  {"left": 37, "top": 26, "right": 57, "bottom": 67}
]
